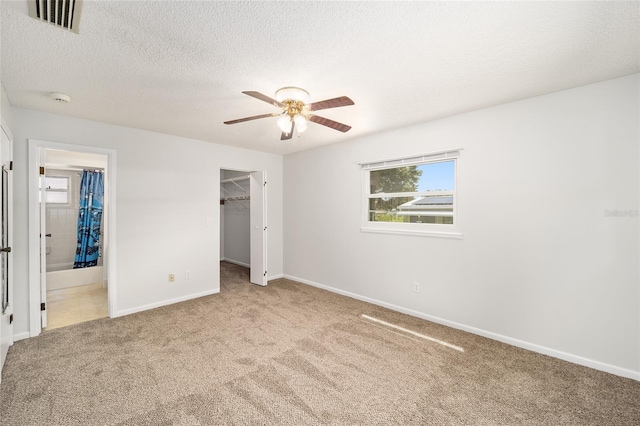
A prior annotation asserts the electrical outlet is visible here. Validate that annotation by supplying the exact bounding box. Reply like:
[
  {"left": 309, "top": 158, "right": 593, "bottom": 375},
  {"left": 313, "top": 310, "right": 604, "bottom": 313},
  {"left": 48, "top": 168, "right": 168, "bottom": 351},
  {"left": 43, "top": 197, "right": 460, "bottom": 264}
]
[
  {"left": 168, "top": 273, "right": 175, "bottom": 282},
  {"left": 185, "top": 270, "right": 191, "bottom": 280},
  {"left": 413, "top": 281, "right": 420, "bottom": 293}
]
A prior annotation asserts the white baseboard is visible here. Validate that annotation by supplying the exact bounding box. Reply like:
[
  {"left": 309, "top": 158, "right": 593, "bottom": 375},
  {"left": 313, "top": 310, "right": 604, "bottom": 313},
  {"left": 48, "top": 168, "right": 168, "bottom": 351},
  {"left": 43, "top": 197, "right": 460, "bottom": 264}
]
[
  {"left": 13, "top": 332, "right": 30, "bottom": 342},
  {"left": 220, "top": 258, "right": 250, "bottom": 268},
  {"left": 284, "top": 274, "right": 640, "bottom": 382},
  {"left": 114, "top": 288, "right": 220, "bottom": 318},
  {"left": 267, "top": 273, "right": 284, "bottom": 281}
]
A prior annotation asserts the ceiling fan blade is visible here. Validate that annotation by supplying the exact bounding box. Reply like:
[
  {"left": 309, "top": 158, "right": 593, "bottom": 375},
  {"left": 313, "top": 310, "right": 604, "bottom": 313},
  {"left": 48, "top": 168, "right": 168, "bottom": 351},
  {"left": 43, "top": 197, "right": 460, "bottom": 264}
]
[
  {"left": 307, "top": 96, "right": 354, "bottom": 112},
  {"left": 224, "top": 113, "right": 278, "bottom": 125},
  {"left": 280, "top": 120, "right": 294, "bottom": 140},
  {"left": 309, "top": 115, "right": 352, "bottom": 132},
  {"left": 242, "top": 91, "right": 283, "bottom": 108}
]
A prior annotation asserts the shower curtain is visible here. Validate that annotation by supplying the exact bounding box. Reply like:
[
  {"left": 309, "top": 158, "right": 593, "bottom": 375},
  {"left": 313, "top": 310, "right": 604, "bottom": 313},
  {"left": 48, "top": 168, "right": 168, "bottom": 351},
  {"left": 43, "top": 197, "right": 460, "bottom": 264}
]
[{"left": 73, "top": 170, "right": 104, "bottom": 269}]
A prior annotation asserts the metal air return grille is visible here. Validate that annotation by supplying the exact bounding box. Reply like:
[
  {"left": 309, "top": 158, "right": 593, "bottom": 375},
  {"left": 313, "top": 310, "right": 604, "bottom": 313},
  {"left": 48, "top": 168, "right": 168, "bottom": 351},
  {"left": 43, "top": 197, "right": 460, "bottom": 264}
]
[{"left": 27, "top": 0, "right": 83, "bottom": 34}]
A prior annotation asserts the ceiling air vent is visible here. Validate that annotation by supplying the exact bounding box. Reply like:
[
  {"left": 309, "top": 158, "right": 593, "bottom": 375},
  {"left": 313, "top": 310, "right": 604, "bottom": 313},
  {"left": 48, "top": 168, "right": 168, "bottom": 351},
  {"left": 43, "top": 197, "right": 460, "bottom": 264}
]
[{"left": 27, "top": 0, "right": 84, "bottom": 34}]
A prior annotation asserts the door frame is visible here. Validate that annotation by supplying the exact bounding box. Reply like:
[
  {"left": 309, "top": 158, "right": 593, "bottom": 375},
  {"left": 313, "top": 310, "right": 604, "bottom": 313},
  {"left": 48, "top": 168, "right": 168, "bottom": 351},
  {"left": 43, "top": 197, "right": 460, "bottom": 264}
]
[
  {"left": 28, "top": 139, "right": 117, "bottom": 337},
  {"left": 0, "top": 119, "right": 14, "bottom": 374},
  {"left": 249, "top": 171, "right": 267, "bottom": 286}
]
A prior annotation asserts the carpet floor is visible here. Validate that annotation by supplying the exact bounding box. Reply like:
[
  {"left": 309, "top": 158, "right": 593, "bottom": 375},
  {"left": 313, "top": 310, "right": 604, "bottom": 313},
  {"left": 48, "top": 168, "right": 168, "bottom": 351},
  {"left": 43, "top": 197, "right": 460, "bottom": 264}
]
[{"left": 1, "top": 262, "right": 639, "bottom": 425}]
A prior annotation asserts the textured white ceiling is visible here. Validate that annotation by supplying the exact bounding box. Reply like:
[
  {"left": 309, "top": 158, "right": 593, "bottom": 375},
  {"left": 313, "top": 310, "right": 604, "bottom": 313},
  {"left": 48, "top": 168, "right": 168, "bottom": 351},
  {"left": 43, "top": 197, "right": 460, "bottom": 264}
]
[{"left": 1, "top": 1, "right": 638, "bottom": 155}]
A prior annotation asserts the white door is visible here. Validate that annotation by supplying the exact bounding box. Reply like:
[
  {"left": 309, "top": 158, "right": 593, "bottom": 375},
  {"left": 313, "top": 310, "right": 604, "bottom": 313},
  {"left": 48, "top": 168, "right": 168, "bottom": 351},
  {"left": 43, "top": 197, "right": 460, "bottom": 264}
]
[
  {"left": 0, "top": 123, "right": 14, "bottom": 372},
  {"left": 38, "top": 149, "right": 47, "bottom": 328},
  {"left": 249, "top": 171, "right": 267, "bottom": 286}
]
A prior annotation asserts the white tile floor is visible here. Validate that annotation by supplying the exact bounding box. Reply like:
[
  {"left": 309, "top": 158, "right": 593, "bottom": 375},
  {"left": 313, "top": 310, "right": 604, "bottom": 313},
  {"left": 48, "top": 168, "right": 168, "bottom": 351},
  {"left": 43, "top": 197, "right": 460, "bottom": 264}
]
[{"left": 44, "top": 283, "right": 108, "bottom": 331}]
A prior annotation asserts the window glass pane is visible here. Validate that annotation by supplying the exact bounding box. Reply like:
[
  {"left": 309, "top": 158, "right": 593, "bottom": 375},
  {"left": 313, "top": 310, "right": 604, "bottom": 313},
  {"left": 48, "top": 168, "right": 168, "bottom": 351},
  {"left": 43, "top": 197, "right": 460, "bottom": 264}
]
[
  {"left": 45, "top": 191, "right": 68, "bottom": 204},
  {"left": 416, "top": 161, "right": 454, "bottom": 192},
  {"left": 368, "top": 196, "right": 453, "bottom": 224},
  {"left": 370, "top": 166, "right": 421, "bottom": 194},
  {"left": 370, "top": 161, "right": 454, "bottom": 194},
  {"left": 368, "top": 196, "right": 415, "bottom": 222}
]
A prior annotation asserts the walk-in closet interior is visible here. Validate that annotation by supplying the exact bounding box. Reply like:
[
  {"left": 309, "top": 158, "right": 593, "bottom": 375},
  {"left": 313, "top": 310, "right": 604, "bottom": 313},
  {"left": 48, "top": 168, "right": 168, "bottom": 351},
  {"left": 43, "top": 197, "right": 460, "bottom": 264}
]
[{"left": 220, "top": 169, "right": 251, "bottom": 268}]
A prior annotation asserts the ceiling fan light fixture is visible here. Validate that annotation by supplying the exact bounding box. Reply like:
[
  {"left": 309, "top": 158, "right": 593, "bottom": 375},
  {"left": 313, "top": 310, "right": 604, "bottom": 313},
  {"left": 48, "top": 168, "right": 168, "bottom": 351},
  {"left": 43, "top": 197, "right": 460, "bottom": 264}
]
[
  {"left": 275, "top": 87, "right": 310, "bottom": 104},
  {"left": 293, "top": 114, "right": 308, "bottom": 133},
  {"left": 277, "top": 114, "right": 292, "bottom": 133}
]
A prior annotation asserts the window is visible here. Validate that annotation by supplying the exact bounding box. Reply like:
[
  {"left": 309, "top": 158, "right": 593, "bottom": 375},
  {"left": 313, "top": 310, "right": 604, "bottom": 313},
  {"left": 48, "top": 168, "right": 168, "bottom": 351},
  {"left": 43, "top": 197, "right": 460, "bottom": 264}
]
[
  {"left": 42, "top": 176, "right": 69, "bottom": 204},
  {"left": 361, "top": 149, "right": 461, "bottom": 238}
]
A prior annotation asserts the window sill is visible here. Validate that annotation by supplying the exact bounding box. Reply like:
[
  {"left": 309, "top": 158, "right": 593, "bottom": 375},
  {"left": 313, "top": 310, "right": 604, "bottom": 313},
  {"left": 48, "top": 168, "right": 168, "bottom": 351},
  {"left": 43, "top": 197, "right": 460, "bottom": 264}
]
[{"left": 360, "top": 226, "right": 463, "bottom": 239}]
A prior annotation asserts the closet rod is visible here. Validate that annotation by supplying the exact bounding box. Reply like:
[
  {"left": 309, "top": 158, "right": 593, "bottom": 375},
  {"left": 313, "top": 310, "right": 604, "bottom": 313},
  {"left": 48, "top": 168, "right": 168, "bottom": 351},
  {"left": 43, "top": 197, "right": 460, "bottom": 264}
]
[{"left": 222, "top": 195, "right": 250, "bottom": 201}]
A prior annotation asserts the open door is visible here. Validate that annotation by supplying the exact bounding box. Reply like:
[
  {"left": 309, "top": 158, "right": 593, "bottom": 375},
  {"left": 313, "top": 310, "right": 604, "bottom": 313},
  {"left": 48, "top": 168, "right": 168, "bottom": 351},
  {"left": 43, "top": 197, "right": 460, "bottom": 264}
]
[
  {"left": 249, "top": 171, "right": 267, "bottom": 286},
  {"left": 38, "top": 149, "right": 47, "bottom": 328},
  {"left": 0, "top": 122, "right": 13, "bottom": 372}
]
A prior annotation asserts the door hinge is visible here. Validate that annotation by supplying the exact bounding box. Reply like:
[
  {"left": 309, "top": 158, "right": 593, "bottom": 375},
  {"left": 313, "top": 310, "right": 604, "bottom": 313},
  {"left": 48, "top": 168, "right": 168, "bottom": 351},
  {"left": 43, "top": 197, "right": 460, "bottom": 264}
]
[
  {"left": 9, "top": 314, "right": 13, "bottom": 324},
  {"left": 39, "top": 166, "right": 45, "bottom": 175},
  {"left": 263, "top": 181, "right": 267, "bottom": 187},
  {"left": 264, "top": 226, "right": 267, "bottom": 231},
  {"left": 41, "top": 302, "right": 46, "bottom": 311},
  {"left": 263, "top": 271, "right": 267, "bottom": 277},
  {"left": 9, "top": 161, "right": 13, "bottom": 171}
]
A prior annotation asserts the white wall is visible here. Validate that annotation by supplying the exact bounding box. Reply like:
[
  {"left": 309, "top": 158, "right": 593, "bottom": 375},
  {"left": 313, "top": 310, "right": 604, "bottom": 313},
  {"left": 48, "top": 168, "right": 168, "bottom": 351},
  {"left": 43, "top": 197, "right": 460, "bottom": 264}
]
[
  {"left": 11, "top": 108, "right": 283, "bottom": 336},
  {"left": 284, "top": 74, "right": 640, "bottom": 379},
  {"left": 223, "top": 207, "right": 250, "bottom": 266},
  {"left": 0, "top": 83, "right": 13, "bottom": 132}
]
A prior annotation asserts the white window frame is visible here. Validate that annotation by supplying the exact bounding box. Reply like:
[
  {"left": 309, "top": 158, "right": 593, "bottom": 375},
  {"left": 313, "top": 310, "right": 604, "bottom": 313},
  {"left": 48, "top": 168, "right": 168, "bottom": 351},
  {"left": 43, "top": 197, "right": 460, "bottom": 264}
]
[{"left": 360, "top": 149, "right": 462, "bottom": 239}]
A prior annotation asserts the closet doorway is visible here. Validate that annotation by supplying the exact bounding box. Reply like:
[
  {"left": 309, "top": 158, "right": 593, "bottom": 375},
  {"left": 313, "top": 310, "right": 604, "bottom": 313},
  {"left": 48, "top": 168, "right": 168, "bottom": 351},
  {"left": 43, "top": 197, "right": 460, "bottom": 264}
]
[{"left": 220, "top": 169, "right": 267, "bottom": 287}]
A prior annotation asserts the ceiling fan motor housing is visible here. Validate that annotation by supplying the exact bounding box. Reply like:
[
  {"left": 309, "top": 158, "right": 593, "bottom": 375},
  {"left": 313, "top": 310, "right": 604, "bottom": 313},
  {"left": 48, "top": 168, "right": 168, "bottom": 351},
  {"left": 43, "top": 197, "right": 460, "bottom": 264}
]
[{"left": 282, "top": 100, "right": 307, "bottom": 118}]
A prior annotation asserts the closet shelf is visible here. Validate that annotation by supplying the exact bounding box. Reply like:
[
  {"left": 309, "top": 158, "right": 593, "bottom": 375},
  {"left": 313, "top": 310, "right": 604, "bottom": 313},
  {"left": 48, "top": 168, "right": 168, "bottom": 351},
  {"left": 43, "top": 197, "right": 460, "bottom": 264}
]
[
  {"left": 220, "top": 175, "right": 250, "bottom": 184},
  {"left": 222, "top": 195, "right": 250, "bottom": 201},
  {"left": 221, "top": 175, "right": 250, "bottom": 193}
]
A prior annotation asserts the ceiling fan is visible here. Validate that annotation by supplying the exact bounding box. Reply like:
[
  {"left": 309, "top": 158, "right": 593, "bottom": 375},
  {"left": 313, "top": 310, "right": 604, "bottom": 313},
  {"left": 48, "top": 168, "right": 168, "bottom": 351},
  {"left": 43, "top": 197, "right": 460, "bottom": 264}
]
[{"left": 224, "top": 87, "right": 354, "bottom": 140}]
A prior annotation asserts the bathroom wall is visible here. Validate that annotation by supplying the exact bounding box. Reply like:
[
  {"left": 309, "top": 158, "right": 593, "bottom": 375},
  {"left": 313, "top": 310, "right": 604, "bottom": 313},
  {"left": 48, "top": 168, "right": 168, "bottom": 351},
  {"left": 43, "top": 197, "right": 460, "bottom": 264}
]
[{"left": 45, "top": 169, "right": 80, "bottom": 271}]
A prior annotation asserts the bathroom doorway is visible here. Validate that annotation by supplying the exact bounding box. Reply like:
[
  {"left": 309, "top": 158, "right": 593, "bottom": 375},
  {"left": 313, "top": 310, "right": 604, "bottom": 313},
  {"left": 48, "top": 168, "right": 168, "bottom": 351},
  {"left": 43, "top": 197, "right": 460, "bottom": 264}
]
[
  {"left": 42, "top": 149, "right": 108, "bottom": 330},
  {"left": 28, "top": 139, "right": 117, "bottom": 337}
]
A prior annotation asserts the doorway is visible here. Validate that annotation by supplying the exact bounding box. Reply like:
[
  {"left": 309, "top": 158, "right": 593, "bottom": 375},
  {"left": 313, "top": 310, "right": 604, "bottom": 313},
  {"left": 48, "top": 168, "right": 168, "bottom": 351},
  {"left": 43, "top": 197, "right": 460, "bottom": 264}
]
[
  {"left": 42, "top": 150, "right": 108, "bottom": 330},
  {"left": 28, "top": 140, "right": 117, "bottom": 337},
  {"left": 219, "top": 169, "right": 267, "bottom": 287}
]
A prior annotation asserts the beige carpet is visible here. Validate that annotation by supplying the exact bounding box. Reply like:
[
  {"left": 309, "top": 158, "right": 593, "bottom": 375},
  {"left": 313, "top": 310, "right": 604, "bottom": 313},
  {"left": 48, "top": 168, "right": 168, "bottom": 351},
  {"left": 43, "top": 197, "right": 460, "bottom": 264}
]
[{"left": 1, "top": 262, "right": 638, "bottom": 425}]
